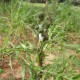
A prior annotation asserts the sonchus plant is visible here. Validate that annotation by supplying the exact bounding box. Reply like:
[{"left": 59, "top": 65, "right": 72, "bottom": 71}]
[
  {"left": 33, "top": 1, "right": 80, "bottom": 80},
  {"left": 35, "top": 13, "right": 49, "bottom": 79},
  {"left": 0, "top": 0, "right": 80, "bottom": 80},
  {"left": 32, "top": 3, "right": 53, "bottom": 80}
]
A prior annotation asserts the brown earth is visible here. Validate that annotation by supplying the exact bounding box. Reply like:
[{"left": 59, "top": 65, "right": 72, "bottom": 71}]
[{"left": 0, "top": 31, "right": 80, "bottom": 80}]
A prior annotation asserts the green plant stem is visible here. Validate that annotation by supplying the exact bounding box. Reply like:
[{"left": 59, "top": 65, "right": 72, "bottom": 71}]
[{"left": 38, "top": 41, "right": 44, "bottom": 79}]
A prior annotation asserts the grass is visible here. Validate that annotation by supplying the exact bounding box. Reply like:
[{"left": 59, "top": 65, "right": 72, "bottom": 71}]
[
  {"left": 23, "top": 2, "right": 45, "bottom": 7},
  {"left": 0, "top": 1, "right": 80, "bottom": 80}
]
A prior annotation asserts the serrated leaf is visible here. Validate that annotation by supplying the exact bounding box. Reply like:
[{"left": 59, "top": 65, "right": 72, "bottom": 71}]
[
  {"left": 27, "top": 41, "right": 34, "bottom": 50},
  {"left": 20, "top": 43, "right": 27, "bottom": 49},
  {"left": 43, "top": 44, "right": 48, "bottom": 51}
]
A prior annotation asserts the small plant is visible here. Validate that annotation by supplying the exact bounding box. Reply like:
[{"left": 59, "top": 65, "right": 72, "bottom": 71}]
[{"left": 0, "top": 0, "right": 80, "bottom": 80}]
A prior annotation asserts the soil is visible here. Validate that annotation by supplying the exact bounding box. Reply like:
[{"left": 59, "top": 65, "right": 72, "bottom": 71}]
[{"left": 0, "top": 31, "right": 80, "bottom": 80}]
